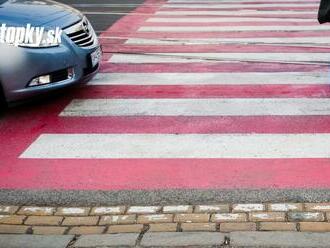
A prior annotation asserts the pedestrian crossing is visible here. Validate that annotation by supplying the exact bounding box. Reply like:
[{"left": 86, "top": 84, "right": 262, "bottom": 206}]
[
  {"left": 124, "top": 37, "right": 330, "bottom": 45},
  {"left": 146, "top": 17, "right": 316, "bottom": 23},
  {"left": 167, "top": 0, "right": 319, "bottom": 2},
  {"left": 15, "top": 0, "right": 330, "bottom": 189},
  {"left": 91, "top": 72, "right": 329, "bottom": 85},
  {"left": 155, "top": 10, "right": 316, "bottom": 15},
  {"left": 60, "top": 98, "right": 330, "bottom": 116},
  {"left": 163, "top": 3, "right": 318, "bottom": 8},
  {"left": 20, "top": 134, "right": 330, "bottom": 159},
  {"left": 139, "top": 26, "right": 330, "bottom": 31},
  {"left": 109, "top": 53, "right": 330, "bottom": 63}
]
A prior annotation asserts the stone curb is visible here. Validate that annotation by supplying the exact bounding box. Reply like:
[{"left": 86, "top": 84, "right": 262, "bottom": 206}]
[{"left": 2, "top": 203, "right": 330, "bottom": 235}]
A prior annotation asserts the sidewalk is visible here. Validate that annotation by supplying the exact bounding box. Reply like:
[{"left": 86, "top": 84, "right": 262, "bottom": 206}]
[{"left": 3, "top": 232, "right": 330, "bottom": 247}]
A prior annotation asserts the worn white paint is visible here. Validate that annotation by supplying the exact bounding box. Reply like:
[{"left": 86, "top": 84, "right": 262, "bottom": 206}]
[
  {"left": 60, "top": 208, "right": 87, "bottom": 215},
  {"left": 112, "top": 216, "right": 119, "bottom": 222},
  {"left": 269, "top": 204, "right": 300, "bottom": 211},
  {"left": 163, "top": 3, "right": 318, "bottom": 8},
  {"left": 102, "top": 215, "right": 130, "bottom": 223},
  {"left": 168, "top": 0, "right": 318, "bottom": 3},
  {"left": 22, "top": 207, "right": 54, "bottom": 214},
  {"left": 90, "top": 72, "right": 329, "bottom": 86},
  {"left": 146, "top": 17, "right": 315, "bottom": 23},
  {"left": 125, "top": 37, "right": 329, "bottom": 45},
  {"left": 145, "top": 214, "right": 169, "bottom": 221},
  {"left": 60, "top": 98, "right": 330, "bottom": 117},
  {"left": 250, "top": 213, "right": 271, "bottom": 219},
  {"left": 20, "top": 134, "right": 330, "bottom": 159},
  {"left": 233, "top": 204, "right": 265, "bottom": 212},
  {"left": 251, "top": 213, "right": 284, "bottom": 220},
  {"left": 109, "top": 53, "right": 330, "bottom": 64},
  {"left": 139, "top": 26, "right": 330, "bottom": 32},
  {"left": 93, "top": 207, "right": 123, "bottom": 215},
  {"left": 156, "top": 10, "right": 316, "bottom": 16},
  {"left": 309, "top": 205, "right": 330, "bottom": 211},
  {"left": 163, "top": 205, "right": 192, "bottom": 213},
  {"left": 127, "top": 206, "right": 161, "bottom": 214},
  {"left": 0, "top": 207, "right": 11, "bottom": 213},
  {"left": 213, "top": 213, "right": 244, "bottom": 221},
  {"left": 299, "top": 212, "right": 323, "bottom": 219},
  {"left": 197, "top": 205, "right": 225, "bottom": 212}
]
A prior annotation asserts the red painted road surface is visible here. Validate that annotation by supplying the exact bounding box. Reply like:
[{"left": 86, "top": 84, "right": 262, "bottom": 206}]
[{"left": 1, "top": 0, "right": 330, "bottom": 191}]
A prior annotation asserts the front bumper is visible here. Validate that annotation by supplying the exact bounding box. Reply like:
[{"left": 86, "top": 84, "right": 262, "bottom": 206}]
[{"left": 0, "top": 37, "right": 100, "bottom": 103}]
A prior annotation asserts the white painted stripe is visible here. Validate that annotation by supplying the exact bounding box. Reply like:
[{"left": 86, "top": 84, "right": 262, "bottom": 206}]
[
  {"left": 60, "top": 98, "right": 330, "bottom": 116},
  {"left": 146, "top": 17, "right": 315, "bottom": 23},
  {"left": 139, "top": 26, "right": 330, "bottom": 32},
  {"left": 156, "top": 10, "right": 316, "bottom": 16},
  {"left": 169, "top": 0, "right": 317, "bottom": 1},
  {"left": 125, "top": 37, "right": 330, "bottom": 45},
  {"left": 163, "top": 3, "right": 318, "bottom": 8},
  {"left": 20, "top": 134, "right": 330, "bottom": 159},
  {"left": 168, "top": 0, "right": 318, "bottom": 2},
  {"left": 90, "top": 72, "right": 329, "bottom": 85},
  {"left": 109, "top": 53, "right": 330, "bottom": 64}
]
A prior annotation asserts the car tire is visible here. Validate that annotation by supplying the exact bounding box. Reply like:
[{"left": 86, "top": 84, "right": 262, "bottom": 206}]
[{"left": 0, "top": 83, "right": 7, "bottom": 111}]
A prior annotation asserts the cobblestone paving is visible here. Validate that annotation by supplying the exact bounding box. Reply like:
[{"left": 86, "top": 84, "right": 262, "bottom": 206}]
[{"left": 1, "top": 203, "right": 330, "bottom": 235}]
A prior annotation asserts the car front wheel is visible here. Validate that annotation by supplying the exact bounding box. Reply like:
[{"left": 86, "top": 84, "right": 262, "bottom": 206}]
[{"left": 0, "top": 84, "right": 7, "bottom": 111}]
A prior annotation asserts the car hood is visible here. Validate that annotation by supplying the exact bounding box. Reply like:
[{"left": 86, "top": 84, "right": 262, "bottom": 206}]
[{"left": 0, "top": 0, "right": 82, "bottom": 28}]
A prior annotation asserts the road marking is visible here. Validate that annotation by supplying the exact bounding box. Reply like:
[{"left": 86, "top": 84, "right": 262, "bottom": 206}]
[
  {"left": 146, "top": 17, "right": 315, "bottom": 23},
  {"left": 90, "top": 72, "right": 329, "bottom": 85},
  {"left": 60, "top": 98, "right": 330, "bottom": 117},
  {"left": 73, "top": 3, "right": 156, "bottom": 7},
  {"left": 139, "top": 26, "right": 330, "bottom": 32},
  {"left": 105, "top": 44, "right": 330, "bottom": 54},
  {"left": 155, "top": 10, "right": 316, "bottom": 15},
  {"left": 169, "top": 0, "right": 318, "bottom": 1},
  {"left": 109, "top": 53, "right": 330, "bottom": 64},
  {"left": 125, "top": 37, "right": 330, "bottom": 45},
  {"left": 163, "top": 3, "right": 318, "bottom": 8},
  {"left": 4, "top": 0, "right": 330, "bottom": 193},
  {"left": 168, "top": 0, "right": 318, "bottom": 2},
  {"left": 72, "top": 3, "right": 317, "bottom": 7},
  {"left": 20, "top": 133, "right": 330, "bottom": 159},
  {"left": 110, "top": 31, "right": 330, "bottom": 39}
]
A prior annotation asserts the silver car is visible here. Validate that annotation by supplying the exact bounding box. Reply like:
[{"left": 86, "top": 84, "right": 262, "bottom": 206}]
[{"left": 0, "top": 0, "right": 101, "bottom": 106}]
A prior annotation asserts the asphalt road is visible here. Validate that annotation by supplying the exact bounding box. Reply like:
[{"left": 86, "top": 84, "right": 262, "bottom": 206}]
[
  {"left": 0, "top": 0, "right": 330, "bottom": 205},
  {"left": 57, "top": 0, "right": 145, "bottom": 34}
]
